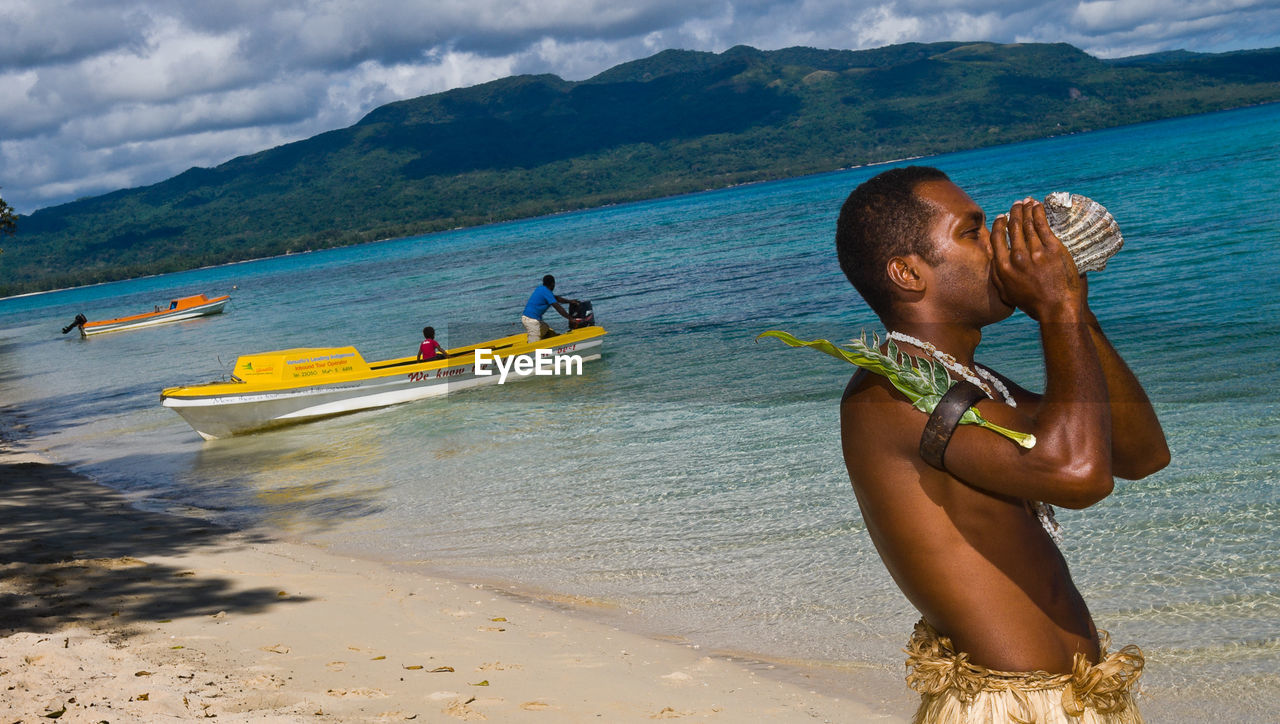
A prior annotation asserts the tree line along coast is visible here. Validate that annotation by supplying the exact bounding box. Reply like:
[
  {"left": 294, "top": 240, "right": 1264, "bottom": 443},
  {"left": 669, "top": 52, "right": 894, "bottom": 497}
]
[{"left": 2, "top": 41, "right": 1279, "bottom": 297}]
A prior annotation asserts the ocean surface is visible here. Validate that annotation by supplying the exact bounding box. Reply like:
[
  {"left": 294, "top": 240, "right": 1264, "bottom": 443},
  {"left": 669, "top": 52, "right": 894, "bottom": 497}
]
[{"left": 2, "top": 103, "right": 1277, "bottom": 719}]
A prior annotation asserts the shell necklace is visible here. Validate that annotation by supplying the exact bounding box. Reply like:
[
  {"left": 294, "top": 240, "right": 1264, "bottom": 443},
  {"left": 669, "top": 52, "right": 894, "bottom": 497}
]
[
  {"left": 886, "top": 330, "right": 1062, "bottom": 543},
  {"left": 886, "top": 331, "right": 1015, "bottom": 408}
]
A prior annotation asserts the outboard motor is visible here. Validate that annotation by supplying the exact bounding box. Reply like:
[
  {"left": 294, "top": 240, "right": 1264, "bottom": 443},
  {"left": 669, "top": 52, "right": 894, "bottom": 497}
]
[
  {"left": 61, "top": 314, "right": 87, "bottom": 335},
  {"left": 568, "top": 300, "right": 594, "bottom": 329}
]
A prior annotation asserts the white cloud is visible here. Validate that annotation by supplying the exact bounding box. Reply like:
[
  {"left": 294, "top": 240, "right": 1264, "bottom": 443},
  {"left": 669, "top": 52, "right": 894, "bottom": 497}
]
[
  {"left": 0, "top": 0, "right": 148, "bottom": 68},
  {"left": 1070, "top": 0, "right": 1264, "bottom": 33},
  {"left": 72, "top": 19, "right": 251, "bottom": 103},
  {"left": 1, "top": 0, "right": 1278, "bottom": 213},
  {"left": 852, "top": 6, "right": 925, "bottom": 47},
  {"left": 61, "top": 83, "right": 322, "bottom": 151}
]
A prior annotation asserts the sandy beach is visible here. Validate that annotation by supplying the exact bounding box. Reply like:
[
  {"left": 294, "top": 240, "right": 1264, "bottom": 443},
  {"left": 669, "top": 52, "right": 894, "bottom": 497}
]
[{"left": 0, "top": 436, "right": 904, "bottom": 722}]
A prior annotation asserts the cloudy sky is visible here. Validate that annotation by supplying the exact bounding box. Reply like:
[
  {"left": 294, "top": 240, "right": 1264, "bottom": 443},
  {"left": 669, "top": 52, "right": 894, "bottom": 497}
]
[{"left": 3, "top": 0, "right": 1279, "bottom": 214}]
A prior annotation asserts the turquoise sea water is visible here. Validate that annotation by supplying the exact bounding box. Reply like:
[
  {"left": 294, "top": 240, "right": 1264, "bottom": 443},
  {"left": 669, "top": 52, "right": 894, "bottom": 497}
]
[{"left": 2, "top": 103, "right": 1278, "bottom": 719}]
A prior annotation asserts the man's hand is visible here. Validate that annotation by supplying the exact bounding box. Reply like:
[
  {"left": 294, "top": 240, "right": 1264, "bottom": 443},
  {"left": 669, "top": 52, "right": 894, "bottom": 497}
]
[{"left": 990, "top": 199, "right": 1085, "bottom": 322}]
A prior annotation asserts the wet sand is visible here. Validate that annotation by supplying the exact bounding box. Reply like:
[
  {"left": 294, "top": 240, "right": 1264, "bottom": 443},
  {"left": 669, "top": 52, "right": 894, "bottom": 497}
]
[{"left": 0, "top": 438, "right": 904, "bottom": 722}]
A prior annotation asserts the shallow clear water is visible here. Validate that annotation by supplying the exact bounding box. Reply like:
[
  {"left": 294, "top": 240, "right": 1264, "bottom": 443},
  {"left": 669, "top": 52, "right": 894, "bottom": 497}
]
[{"left": 2, "top": 102, "right": 1278, "bottom": 718}]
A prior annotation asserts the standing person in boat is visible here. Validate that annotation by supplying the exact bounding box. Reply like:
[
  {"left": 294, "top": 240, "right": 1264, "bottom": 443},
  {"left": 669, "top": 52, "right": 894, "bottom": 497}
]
[
  {"left": 521, "top": 275, "right": 579, "bottom": 344},
  {"left": 835, "top": 166, "right": 1168, "bottom": 722},
  {"left": 416, "top": 326, "right": 449, "bottom": 361}
]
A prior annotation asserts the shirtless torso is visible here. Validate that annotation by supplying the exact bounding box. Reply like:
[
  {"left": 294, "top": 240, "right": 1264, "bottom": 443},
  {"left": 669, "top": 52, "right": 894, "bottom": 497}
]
[
  {"left": 833, "top": 172, "right": 1169, "bottom": 676},
  {"left": 842, "top": 368, "right": 1098, "bottom": 673}
]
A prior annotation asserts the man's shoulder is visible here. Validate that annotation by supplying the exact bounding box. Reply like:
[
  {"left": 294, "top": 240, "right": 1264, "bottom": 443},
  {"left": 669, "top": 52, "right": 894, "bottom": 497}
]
[
  {"left": 841, "top": 368, "right": 870, "bottom": 403},
  {"left": 839, "top": 368, "right": 905, "bottom": 407},
  {"left": 839, "top": 370, "right": 923, "bottom": 449}
]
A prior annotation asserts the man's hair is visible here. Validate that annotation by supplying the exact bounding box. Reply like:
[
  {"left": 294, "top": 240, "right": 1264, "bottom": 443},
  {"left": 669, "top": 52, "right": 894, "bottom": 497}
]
[
  {"left": 423, "top": 326, "right": 435, "bottom": 338},
  {"left": 542, "top": 274, "right": 555, "bottom": 289},
  {"left": 836, "top": 166, "right": 951, "bottom": 317}
]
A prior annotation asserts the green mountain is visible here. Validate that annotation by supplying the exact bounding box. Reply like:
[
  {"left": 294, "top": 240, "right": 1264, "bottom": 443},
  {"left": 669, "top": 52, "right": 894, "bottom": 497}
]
[{"left": 5, "top": 41, "right": 1280, "bottom": 295}]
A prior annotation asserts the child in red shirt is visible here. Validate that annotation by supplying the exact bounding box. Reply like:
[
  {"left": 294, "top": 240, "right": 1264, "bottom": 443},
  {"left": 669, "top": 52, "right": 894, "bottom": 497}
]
[{"left": 417, "top": 326, "right": 449, "bottom": 361}]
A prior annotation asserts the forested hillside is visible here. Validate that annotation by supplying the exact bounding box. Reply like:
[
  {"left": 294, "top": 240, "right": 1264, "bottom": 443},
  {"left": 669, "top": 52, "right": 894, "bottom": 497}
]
[{"left": 4, "top": 41, "right": 1279, "bottom": 295}]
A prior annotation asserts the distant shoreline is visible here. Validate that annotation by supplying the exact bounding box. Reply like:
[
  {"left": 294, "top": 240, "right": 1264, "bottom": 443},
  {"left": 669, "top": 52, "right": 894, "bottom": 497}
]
[
  {"left": 11, "top": 101, "right": 1278, "bottom": 307},
  {"left": 6, "top": 40, "right": 1279, "bottom": 297}
]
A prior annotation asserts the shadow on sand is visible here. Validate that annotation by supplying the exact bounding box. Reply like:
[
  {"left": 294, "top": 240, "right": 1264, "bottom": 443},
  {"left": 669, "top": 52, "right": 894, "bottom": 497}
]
[{"left": 0, "top": 456, "right": 310, "bottom": 635}]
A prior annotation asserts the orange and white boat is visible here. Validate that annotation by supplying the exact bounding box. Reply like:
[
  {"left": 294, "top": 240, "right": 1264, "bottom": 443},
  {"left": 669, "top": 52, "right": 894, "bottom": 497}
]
[{"left": 63, "top": 293, "right": 231, "bottom": 337}]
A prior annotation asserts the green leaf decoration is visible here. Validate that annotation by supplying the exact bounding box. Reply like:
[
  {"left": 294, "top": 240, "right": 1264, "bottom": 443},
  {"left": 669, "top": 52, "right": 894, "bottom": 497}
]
[{"left": 757, "top": 330, "right": 1035, "bottom": 449}]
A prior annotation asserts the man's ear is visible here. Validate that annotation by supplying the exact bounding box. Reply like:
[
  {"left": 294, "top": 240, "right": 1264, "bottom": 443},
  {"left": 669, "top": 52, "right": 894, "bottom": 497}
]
[{"left": 887, "top": 255, "right": 928, "bottom": 293}]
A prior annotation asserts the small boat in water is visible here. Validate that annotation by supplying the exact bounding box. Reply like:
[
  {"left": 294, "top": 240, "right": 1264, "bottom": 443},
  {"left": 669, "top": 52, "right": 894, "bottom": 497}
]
[
  {"left": 63, "top": 293, "right": 231, "bottom": 336},
  {"left": 161, "top": 325, "right": 606, "bottom": 439}
]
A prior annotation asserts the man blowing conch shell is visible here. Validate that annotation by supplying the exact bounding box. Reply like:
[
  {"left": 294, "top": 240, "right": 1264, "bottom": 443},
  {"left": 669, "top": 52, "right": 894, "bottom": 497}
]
[{"left": 835, "top": 167, "right": 1169, "bottom": 723}]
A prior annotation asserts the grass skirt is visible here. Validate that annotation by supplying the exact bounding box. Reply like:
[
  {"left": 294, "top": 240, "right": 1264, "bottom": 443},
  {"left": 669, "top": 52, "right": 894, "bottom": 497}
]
[{"left": 905, "top": 619, "right": 1144, "bottom": 723}]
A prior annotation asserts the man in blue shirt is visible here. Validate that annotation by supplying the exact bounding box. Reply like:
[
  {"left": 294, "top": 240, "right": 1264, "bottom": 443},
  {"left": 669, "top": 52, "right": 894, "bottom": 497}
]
[{"left": 521, "top": 275, "right": 579, "bottom": 343}]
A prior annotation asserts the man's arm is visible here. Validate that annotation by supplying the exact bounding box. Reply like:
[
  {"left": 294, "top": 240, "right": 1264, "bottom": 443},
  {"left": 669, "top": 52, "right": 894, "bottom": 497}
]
[
  {"left": 980, "top": 270, "right": 1169, "bottom": 482},
  {"left": 1082, "top": 302, "right": 1169, "bottom": 479},
  {"left": 939, "top": 201, "right": 1114, "bottom": 509},
  {"left": 553, "top": 294, "right": 580, "bottom": 319}
]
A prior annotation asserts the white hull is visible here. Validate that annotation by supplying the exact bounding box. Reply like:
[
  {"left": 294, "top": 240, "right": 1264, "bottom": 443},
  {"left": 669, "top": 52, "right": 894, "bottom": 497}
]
[
  {"left": 163, "top": 338, "right": 601, "bottom": 440},
  {"left": 83, "top": 299, "right": 229, "bottom": 336}
]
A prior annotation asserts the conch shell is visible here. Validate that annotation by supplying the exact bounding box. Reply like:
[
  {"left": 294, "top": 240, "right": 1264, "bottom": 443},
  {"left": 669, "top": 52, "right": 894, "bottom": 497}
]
[{"left": 1042, "top": 192, "right": 1123, "bottom": 272}]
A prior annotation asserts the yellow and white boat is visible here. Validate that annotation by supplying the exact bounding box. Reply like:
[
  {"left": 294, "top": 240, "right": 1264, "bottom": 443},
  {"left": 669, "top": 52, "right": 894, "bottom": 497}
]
[{"left": 161, "top": 326, "right": 606, "bottom": 439}]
